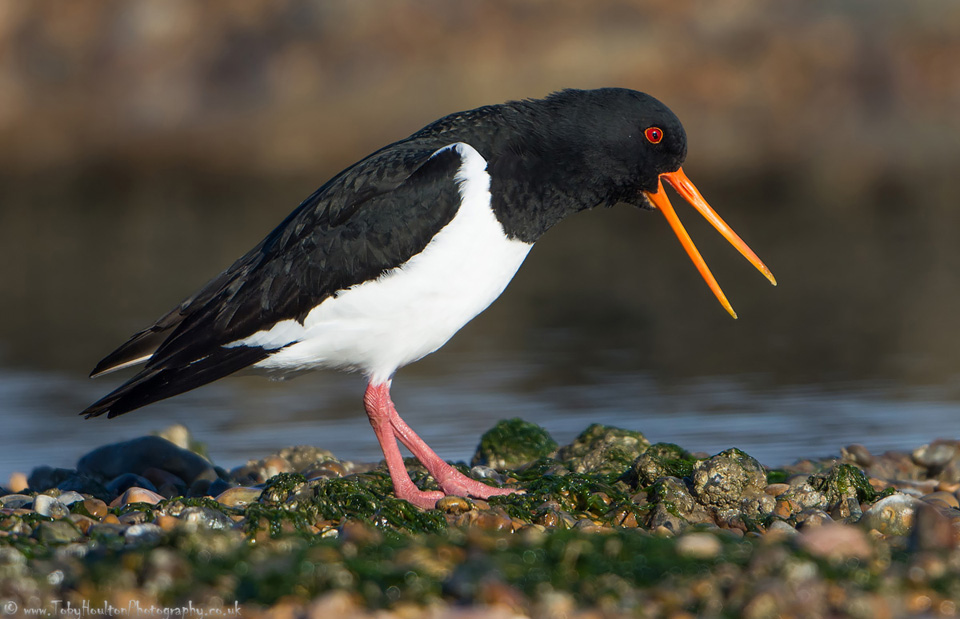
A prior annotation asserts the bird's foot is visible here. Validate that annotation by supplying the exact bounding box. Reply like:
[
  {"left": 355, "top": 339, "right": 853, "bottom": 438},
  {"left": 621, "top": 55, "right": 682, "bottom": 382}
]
[
  {"left": 394, "top": 486, "right": 447, "bottom": 511},
  {"left": 433, "top": 466, "right": 519, "bottom": 502}
]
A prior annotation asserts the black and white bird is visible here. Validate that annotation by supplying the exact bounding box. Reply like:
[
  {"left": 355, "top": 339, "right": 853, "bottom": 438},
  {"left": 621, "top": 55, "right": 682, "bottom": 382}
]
[{"left": 83, "top": 88, "right": 776, "bottom": 509}]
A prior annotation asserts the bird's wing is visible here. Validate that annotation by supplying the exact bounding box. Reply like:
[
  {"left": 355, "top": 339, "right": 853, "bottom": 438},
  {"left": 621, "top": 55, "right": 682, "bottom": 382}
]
[{"left": 83, "top": 142, "right": 469, "bottom": 418}]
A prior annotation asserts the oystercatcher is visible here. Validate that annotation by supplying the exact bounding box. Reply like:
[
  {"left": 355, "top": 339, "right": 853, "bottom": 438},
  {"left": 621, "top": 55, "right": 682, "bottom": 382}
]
[{"left": 83, "top": 88, "right": 776, "bottom": 509}]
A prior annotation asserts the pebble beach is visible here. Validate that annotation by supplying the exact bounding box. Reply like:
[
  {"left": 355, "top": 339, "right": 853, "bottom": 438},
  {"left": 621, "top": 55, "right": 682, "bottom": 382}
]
[{"left": 2, "top": 421, "right": 960, "bottom": 618}]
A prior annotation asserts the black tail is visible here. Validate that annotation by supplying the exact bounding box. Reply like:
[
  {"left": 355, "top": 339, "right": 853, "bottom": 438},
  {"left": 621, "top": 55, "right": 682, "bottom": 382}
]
[{"left": 82, "top": 346, "right": 268, "bottom": 418}]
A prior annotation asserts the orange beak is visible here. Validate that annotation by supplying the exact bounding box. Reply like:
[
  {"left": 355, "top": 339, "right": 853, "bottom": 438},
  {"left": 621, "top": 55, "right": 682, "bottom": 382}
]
[{"left": 643, "top": 167, "right": 777, "bottom": 319}]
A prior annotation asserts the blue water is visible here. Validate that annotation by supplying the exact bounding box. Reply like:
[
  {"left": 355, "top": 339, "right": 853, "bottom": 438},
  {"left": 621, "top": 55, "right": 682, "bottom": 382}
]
[{"left": 4, "top": 352, "right": 959, "bottom": 484}]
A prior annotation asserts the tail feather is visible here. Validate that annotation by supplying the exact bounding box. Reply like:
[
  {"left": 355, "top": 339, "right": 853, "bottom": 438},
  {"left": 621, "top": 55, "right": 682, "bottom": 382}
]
[
  {"left": 90, "top": 312, "right": 184, "bottom": 378},
  {"left": 82, "top": 346, "right": 269, "bottom": 418}
]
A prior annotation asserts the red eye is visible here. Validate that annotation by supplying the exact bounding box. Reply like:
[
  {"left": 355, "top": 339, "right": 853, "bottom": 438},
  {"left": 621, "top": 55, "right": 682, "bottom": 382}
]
[{"left": 644, "top": 127, "right": 663, "bottom": 144}]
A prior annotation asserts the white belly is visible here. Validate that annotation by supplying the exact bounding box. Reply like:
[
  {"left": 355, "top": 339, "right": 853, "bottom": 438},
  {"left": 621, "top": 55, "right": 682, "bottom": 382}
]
[{"left": 238, "top": 143, "right": 533, "bottom": 383}]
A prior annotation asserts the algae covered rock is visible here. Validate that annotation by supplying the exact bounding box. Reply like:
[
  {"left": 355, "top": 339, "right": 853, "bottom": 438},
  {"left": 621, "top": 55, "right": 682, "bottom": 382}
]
[
  {"left": 556, "top": 424, "right": 650, "bottom": 475},
  {"left": 807, "top": 463, "right": 876, "bottom": 520},
  {"left": 623, "top": 442, "right": 697, "bottom": 488},
  {"left": 691, "top": 448, "right": 770, "bottom": 516},
  {"left": 472, "top": 418, "right": 558, "bottom": 470}
]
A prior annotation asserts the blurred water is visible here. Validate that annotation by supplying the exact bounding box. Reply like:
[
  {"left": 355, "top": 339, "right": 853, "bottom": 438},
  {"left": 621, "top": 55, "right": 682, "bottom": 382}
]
[
  {"left": 3, "top": 356, "right": 960, "bottom": 482},
  {"left": 2, "top": 171, "right": 960, "bottom": 482}
]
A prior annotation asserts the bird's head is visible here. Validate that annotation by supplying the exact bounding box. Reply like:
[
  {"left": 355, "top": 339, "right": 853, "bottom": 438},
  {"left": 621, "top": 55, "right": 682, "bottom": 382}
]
[{"left": 546, "top": 88, "right": 777, "bottom": 318}]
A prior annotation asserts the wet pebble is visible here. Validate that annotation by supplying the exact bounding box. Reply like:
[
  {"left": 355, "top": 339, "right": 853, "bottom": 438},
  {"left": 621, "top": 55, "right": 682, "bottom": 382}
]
[
  {"left": 468, "top": 466, "right": 505, "bottom": 484},
  {"left": 795, "top": 509, "right": 833, "bottom": 529},
  {"left": 125, "top": 523, "right": 164, "bottom": 544},
  {"left": 861, "top": 493, "right": 920, "bottom": 536},
  {"left": 912, "top": 440, "right": 959, "bottom": 469},
  {"left": 32, "top": 520, "right": 82, "bottom": 544},
  {"left": 302, "top": 460, "right": 347, "bottom": 480},
  {"left": 110, "top": 486, "right": 165, "bottom": 508},
  {"left": 842, "top": 443, "right": 874, "bottom": 467},
  {"left": 216, "top": 486, "right": 262, "bottom": 508},
  {"left": 909, "top": 502, "right": 956, "bottom": 551},
  {"left": 7, "top": 472, "right": 28, "bottom": 493},
  {"left": 155, "top": 514, "right": 180, "bottom": 531},
  {"left": 798, "top": 523, "right": 872, "bottom": 560},
  {"left": 764, "top": 483, "right": 790, "bottom": 497},
  {"left": 82, "top": 498, "right": 108, "bottom": 519},
  {"left": 33, "top": 495, "right": 69, "bottom": 519},
  {"left": 436, "top": 495, "right": 472, "bottom": 514},
  {"left": 921, "top": 491, "right": 959, "bottom": 509},
  {"left": 180, "top": 506, "right": 234, "bottom": 530},
  {"left": 0, "top": 494, "right": 33, "bottom": 509},
  {"left": 57, "top": 491, "right": 85, "bottom": 506},
  {"left": 676, "top": 532, "right": 723, "bottom": 559}
]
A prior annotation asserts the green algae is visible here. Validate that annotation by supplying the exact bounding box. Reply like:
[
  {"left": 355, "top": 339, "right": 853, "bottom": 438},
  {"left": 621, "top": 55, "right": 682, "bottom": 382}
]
[
  {"left": 492, "top": 471, "right": 632, "bottom": 522},
  {"left": 555, "top": 424, "right": 650, "bottom": 475},
  {"left": 809, "top": 463, "right": 878, "bottom": 504},
  {"left": 471, "top": 418, "right": 558, "bottom": 470},
  {"left": 623, "top": 442, "right": 698, "bottom": 487}
]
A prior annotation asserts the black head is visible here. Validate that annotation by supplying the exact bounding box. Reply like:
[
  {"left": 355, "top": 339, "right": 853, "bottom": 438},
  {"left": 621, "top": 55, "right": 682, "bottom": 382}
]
[
  {"left": 536, "top": 88, "right": 688, "bottom": 203},
  {"left": 510, "top": 88, "right": 777, "bottom": 319}
]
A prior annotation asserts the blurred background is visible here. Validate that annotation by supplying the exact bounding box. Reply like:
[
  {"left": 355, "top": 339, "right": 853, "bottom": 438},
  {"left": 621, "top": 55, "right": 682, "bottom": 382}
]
[{"left": 2, "top": 0, "right": 960, "bottom": 480}]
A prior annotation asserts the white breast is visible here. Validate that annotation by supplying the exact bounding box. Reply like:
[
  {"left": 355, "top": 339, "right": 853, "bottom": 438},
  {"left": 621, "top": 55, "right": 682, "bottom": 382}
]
[{"left": 235, "top": 143, "right": 533, "bottom": 383}]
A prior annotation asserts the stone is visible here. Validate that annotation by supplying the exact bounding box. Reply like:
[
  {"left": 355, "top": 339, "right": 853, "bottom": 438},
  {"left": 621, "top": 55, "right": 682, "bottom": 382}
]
[
  {"left": 909, "top": 501, "right": 956, "bottom": 551},
  {"left": 33, "top": 495, "right": 69, "bottom": 519},
  {"left": 82, "top": 498, "right": 108, "bottom": 519},
  {"left": 555, "top": 424, "right": 649, "bottom": 475},
  {"left": 691, "top": 448, "right": 767, "bottom": 514},
  {"left": 676, "top": 532, "right": 723, "bottom": 558},
  {"left": 471, "top": 418, "right": 558, "bottom": 469},
  {"left": 216, "top": 486, "right": 262, "bottom": 508},
  {"left": 125, "top": 523, "right": 165, "bottom": 545},
  {"left": 78, "top": 436, "right": 218, "bottom": 486},
  {"left": 841, "top": 444, "right": 874, "bottom": 468},
  {"left": 32, "top": 520, "right": 82, "bottom": 544},
  {"left": 180, "top": 506, "right": 233, "bottom": 530},
  {"left": 55, "top": 474, "right": 111, "bottom": 501},
  {"left": 27, "top": 466, "right": 76, "bottom": 492},
  {"left": 922, "top": 491, "right": 959, "bottom": 509},
  {"left": 110, "top": 487, "right": 165, "bottom": 508},
  {"left": 7, "top": 472, "right": 28, "bottom": 493},
  {"left": 798, "top": 523, "right": 872, "bottom": 560},
  {"left": 861, "top": 493, "right": 921, "bottom": 536},
  {"left": 56, "top": 491, "right": 85, "bottom": 506},
  {"left": 436, "top": 495, "right": 472, "bottom": 514},
  {"left": 624, "top": 442, "right": 697, "bottom": 488},
  {"left": 0, "top": 494, "right": 33, "bottom": 509},
  {"left": 107, "top": 473, "right": 158, "bottom": 496},
  {"left": 912, "top": 440, "right": 959, "bottom": 470},
  {"left": 795, "top": 509, "right": 834, "bottom": 529}
]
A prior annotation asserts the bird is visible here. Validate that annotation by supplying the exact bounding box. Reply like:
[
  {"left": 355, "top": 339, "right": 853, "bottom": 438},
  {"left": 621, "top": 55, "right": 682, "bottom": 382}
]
[{"left": 83, "top": 88, "right": 776, "bottom": 509}]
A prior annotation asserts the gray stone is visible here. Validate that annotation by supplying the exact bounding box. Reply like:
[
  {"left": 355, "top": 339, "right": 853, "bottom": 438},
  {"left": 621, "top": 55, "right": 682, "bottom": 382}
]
[
  {"left": 125, "top": 523, "right": 165, "bottom": 545},
  {"left": 78, "top": 436, "right": 217, "bottom": 485},
  {"left": 33, "top": 495, "right": 69, "bottom": 519}
]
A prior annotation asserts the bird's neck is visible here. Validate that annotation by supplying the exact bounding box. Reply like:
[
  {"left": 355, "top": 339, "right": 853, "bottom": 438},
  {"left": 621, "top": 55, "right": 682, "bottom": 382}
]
[{"left": 485, "top": 104, "right": 613, "bottom": 243}]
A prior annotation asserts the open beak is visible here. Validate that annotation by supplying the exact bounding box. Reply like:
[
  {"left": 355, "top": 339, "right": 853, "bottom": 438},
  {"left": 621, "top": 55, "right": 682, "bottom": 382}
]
[{"left": 643, "top": 167, "right": 777, "bottom": 319}]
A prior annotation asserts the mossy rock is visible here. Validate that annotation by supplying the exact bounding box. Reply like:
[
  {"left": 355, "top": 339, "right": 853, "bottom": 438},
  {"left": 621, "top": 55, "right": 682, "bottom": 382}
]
[
  {"left": 808, "top": 463, "right": 878, "bottom": 506},
  {"left": 556, "top": 424, "right": 650, "bottom": 475},
  {"left": 623, "top": 442, "right": 698, "bottom": 488},
  {"left": 471, "top": 418, "right": 558, "bottom": 470}
]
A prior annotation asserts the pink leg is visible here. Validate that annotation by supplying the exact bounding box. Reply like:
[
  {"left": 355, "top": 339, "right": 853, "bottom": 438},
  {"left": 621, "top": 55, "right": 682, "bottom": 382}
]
[
  {"left": 364, "top": 381, "right": 444, "bottom": 510},
  {"left": 364, "top": 382, "right": 517, "bottom": 508}
]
